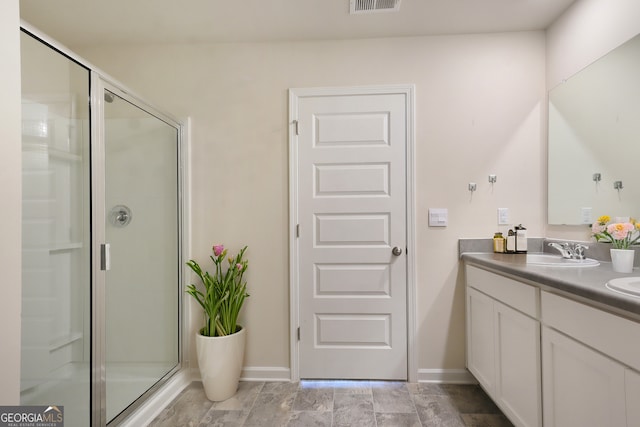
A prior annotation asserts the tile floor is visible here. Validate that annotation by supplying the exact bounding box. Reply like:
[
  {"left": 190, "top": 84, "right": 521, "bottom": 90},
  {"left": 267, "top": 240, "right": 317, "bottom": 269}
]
[{"left": 149, "top": 380, "right": 513, "bottom": 426}]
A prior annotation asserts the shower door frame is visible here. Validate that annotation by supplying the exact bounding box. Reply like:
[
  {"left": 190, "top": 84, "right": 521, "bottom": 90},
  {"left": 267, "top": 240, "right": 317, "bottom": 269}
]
[{"left": 90, "top": 76, "right": 186, "bottom": 426}]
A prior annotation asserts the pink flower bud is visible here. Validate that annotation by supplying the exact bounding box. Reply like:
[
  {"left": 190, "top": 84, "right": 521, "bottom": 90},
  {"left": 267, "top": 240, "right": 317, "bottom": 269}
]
[
  {"left": 236, "top": 263, "right": 243, "bottom": 271},
  {"left": 213, "top": 245, "right": 224, "bottom": 257}
]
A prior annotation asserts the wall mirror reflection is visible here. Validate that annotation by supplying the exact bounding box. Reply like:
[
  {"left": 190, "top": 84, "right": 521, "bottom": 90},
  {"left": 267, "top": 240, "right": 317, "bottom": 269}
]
[{"left": 548, "top": 33, "right": 640, "bottom": 225}]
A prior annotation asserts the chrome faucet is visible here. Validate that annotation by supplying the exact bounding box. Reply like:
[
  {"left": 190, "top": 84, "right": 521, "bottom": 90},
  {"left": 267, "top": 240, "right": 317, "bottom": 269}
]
[
  {"left": 572, "top": 244, "right": 589, "bottom": 260},
  {"left": 548, "top": 242, "right": 589, "bottom": 260},
  {"left": 548, "top": 242, "right": 572, "bottom": 258}
]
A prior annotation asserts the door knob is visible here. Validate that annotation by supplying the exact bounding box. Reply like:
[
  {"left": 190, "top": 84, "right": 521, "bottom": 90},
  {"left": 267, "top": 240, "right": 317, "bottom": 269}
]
[{"left": 392, "top": 246, "right": 403, "bottom": 256}]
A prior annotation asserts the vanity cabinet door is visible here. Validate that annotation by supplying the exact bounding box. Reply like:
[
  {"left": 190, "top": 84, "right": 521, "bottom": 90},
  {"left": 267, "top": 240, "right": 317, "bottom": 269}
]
[
  {"left": 626, "top": 368, "right": 640, "bottom": 426},
  {"left": 466, "top": 287, "right": 495, "bottom": 395},
  {"left": 467, "top": 284, "right": 542, "bottom": 427},
  {"left": 542, "top": 326, "right": 626, "bottom": 427},
  {"left": 494, "top": 301, "right": 541, "bottom": 427}
]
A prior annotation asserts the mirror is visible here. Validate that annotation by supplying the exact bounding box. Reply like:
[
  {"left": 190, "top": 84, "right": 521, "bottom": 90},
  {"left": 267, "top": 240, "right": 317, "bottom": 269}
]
[{"left": 548, "top": 33, "right": 640, "bottom": 225}]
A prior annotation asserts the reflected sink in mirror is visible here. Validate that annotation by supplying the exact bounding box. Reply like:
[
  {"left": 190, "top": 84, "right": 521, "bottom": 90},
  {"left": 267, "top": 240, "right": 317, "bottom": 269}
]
[
  {"left": 526, "top": 253, "right": 600, "bottom": 267},
  {"left": 606, "top": 277, "right": 640, "bottom": 297}
]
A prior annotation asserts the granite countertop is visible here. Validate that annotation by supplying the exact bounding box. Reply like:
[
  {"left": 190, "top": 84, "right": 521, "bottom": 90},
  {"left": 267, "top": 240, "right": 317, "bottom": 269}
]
[{"left": 461, "top": 251, "right": 640, "bottom": 318}]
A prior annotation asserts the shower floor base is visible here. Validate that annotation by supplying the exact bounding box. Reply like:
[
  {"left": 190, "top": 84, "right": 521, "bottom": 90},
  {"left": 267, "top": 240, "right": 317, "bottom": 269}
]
[{"left": 21, "top": 361, "right": 177, "bottom": 426}]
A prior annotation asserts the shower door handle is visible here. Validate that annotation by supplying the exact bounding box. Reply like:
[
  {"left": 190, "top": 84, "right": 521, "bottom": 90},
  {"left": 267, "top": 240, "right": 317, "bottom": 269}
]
[{"left": 101, "top": 243, "right": 111, "bottom": 271}]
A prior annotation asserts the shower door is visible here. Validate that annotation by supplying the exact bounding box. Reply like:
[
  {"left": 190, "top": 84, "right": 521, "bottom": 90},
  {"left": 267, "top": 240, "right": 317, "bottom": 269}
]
[{"left": 101, "top": 86, "right": 181, "bottom": 424}]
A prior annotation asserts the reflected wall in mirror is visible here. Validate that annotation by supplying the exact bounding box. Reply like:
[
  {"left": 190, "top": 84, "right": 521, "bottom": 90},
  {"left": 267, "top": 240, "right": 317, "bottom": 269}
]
[{"left": 548, "top": 33, "right": 640, "bottom": 225}]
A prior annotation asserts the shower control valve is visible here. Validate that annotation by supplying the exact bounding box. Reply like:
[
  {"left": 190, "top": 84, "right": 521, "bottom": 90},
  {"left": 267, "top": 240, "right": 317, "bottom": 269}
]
[{"left": 109, "top": 204, "right": 133, "bottom": 227}]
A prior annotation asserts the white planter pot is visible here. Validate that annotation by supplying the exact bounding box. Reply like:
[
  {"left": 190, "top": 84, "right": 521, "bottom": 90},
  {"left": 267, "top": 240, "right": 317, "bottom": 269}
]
[
  {"left": 195, "top": 326, "right": 246, "bottom": 401},
  {"left": 611, "top": 249, "right": 635, "bottom": 273}
]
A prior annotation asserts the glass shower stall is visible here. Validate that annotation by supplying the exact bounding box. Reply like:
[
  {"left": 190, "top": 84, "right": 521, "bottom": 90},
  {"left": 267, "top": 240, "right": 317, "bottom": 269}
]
[{"left": 19, "top": 27, "right": 184, "bottom": 426}]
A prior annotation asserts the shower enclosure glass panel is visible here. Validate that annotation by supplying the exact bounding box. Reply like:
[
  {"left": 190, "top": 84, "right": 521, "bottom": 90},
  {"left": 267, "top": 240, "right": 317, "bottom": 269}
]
[
  {"left": 20, "top": 31, "right": 91, "bottom": 427},
  {"left": 103, "top": 89, "right": 180, "bottom": 422}
]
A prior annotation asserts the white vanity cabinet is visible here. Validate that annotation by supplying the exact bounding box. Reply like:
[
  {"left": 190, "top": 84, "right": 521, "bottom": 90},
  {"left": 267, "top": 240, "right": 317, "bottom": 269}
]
[
  {"left": 626, "top": 368, "right": 640, "bottom": 426},
  {"left": 465, "top": 265, "right": 542, "bottom": 427},
  {"left": 467, "top": 287, "right": 496, "bottom": 394},
  {"left": 465, "top": 259, "right": 640, "bottom": 427},
  {"left": 541, "top": 326, "right": 626, "bottom": 427},
  {"left": 541, "top": 291, "right": 640, "bottom": 427}
]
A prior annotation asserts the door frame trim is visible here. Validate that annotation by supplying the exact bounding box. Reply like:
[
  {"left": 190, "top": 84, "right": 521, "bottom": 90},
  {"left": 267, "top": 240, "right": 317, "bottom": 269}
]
[{"left": 288, "top": 84, "right": 417, "bottom": 382}]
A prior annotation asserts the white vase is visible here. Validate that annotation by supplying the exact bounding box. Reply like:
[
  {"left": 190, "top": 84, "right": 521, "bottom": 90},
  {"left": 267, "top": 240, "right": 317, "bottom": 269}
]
[
  {"left": 195, "top": 326, "right": 246, "bottom": 401},
  {"left": 610, "top": 249, "right": 635, "bottom": 273}
]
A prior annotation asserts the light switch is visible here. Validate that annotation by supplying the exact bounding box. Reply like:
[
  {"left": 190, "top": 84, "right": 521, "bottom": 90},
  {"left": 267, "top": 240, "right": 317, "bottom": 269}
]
[
  {"left": 581, "top": 207, "right": 592, "bottom": 224},
  {"left": 429, "top": 208, "right": 448, "bottom": 227},
  {"left": 498, "top": 208, "right": 509, "bottom": 225}
]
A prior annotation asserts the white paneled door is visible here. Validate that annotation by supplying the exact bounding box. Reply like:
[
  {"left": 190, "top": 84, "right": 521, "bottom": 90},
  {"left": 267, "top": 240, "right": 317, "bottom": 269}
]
[{"left": 290, "top": 86, "right": 412, "bottom": 380}]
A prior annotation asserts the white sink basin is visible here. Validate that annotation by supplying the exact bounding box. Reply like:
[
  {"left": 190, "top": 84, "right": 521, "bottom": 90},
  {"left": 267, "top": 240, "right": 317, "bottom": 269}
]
[
  {"left": 606, "top": 277, "right": 640, "bottom": 297},
  {"left": 526, "top": 254, "right": 600, "bottom": 267}
]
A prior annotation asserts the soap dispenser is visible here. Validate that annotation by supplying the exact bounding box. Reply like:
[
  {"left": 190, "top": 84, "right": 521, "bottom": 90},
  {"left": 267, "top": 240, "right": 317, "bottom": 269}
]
[
  {"left": 515, "top": 224, "right": 528, "bottom": 253},
  {"left": 493, "top": 232, "right": 505, "bottom": 253},
  {"left": 506, "top": 229, "right": 515, "bottom": 253}
]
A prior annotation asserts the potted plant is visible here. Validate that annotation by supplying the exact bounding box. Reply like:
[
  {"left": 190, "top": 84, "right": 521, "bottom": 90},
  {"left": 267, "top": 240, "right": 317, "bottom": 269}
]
[
  {"left": 186, "top": 244, "right": 249, "bottom": 401},
  {"left": 592, "top": 215, "right": 640, "bottom": 273}
]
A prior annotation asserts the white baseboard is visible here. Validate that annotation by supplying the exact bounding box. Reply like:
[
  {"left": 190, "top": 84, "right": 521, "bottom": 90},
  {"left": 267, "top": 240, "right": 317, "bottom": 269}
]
[
  {"left": 238, "top": 367, "right": 472, "bottom": 384},
  {"left": 240, "top": 366, "right": 291, "bottom": 382},
  {"left": 417, "top": 369, "right": 477, "bottom": 384},
  {"left": 186, "top": 366, "right": 292, "bottom": 383}
]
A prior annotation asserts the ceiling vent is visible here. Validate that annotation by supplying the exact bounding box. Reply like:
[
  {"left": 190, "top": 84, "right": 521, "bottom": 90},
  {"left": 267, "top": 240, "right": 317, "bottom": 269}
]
[{"left": 350, "top": 0, "right": 401, "bottom": 14}]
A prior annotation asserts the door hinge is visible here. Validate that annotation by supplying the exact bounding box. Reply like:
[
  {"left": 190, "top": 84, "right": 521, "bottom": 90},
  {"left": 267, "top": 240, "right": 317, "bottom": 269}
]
[
  {"left": 297, "top": 327, "right": 300, "bottom": 341},
  {"left": 293, "top": 120, "right": 299, "bottom": 136},
  {"left": 296, "top": 224, "right": 300, "bottom": 238}
]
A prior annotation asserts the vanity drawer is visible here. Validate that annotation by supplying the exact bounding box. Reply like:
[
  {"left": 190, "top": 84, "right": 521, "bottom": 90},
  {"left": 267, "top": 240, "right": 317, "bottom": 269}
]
[
  {"left": 542, "top": 291, "right": 640, "bottom": 372},
  {"left": 466, "top": 265, "right": 539, "bottom": 318}
]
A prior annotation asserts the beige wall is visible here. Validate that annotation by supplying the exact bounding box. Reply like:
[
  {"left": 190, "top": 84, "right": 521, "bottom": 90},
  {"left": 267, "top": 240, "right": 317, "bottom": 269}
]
[
  {"left": 547, "top": 0, "right": 640, "bottom": 89},
  {"left": 76, "top": 32, "right": 546, "bottom": 377},
  {"left": 545, "top": 0, "right": 640, "bottom": 240},
  {"left": 0, "top": 0, "right": 22, "bottom": 404}
]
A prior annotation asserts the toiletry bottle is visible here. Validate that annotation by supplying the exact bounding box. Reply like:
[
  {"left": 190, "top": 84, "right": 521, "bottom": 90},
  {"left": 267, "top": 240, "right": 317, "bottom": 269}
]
[
  {"left": 493, "top": 232, "right": 505, "bottom": 253},
  {"left": 506, "top": 229, "right": 515, "bottom": 253},
  {"left": 515, "top": 224, "right": 528, "bottom": 253}
]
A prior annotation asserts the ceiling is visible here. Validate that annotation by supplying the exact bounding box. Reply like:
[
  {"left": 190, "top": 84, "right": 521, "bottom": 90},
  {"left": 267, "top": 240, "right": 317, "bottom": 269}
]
[{"left": 20, "top": 0, "right": 577, "bottom": 47}]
